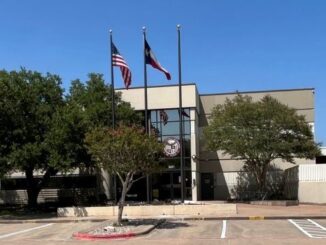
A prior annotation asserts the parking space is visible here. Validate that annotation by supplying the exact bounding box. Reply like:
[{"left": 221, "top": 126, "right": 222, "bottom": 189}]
[
  {"left": 143, "top": 219, "right": 326, "bottom": 244},
  {"left": 0, "top": 222, "right": 97, "bottom": 242},
  {"left": 150, "top": 220, "right": 223, "bottom": 240},
  {"left": 289, "top": 219, "right": 326, "bottom": 238},
  {"left": 0, "top": 223, "right": 50, "bottom": 237},
  {"left": 227, "top": 220, "right": 302, "bottom": 239},
  {"left": 0, "top": 219, "right": 326, "bottom": 244},
  {"left": 312, "top": 219, "right": 326, "bottom": 228},
  {"left": 17, "top": 222, "right": 98, "bottom": 241}
]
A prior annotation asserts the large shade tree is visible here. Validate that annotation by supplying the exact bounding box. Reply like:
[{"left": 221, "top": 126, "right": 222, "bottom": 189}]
[
  {"left": 0, "top": 69, "right": 64, "bottom": 207},
  {"left": 204, "top": 95, "right": 320, "bottom": 192},
  {"left": 0, "top": 70, "right": 140, "bottom": 208},
  {"left": 85, "top": 125, "right": 164, "bottom": 224}
]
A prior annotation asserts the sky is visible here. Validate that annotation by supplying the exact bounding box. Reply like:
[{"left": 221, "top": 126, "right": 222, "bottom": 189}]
[{"left": 0, "top": 0, "right": 325, "bottom": 145}]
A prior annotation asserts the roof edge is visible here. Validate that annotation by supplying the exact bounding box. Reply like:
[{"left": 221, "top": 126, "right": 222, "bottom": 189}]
[
  {"left": 116, "top": 83, "right": 197, "bottom": 90},
  {"left": 200, "top": 87, "right": 315, "bottom": 96}
]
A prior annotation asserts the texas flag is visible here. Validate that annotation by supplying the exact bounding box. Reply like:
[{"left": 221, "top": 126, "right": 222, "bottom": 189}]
[{"left": 145, "top": 40, "right": 171, "bottom": 80}]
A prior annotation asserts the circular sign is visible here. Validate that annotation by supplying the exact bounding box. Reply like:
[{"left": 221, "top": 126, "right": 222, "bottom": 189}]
[{"left": 163, "top": 137, "right": 181, "bottom": 157}]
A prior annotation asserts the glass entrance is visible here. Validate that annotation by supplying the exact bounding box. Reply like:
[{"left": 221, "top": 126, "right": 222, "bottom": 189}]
[
  {"left": 152, "top": 172, "right": 181, "bottom": 201},
  {"left": 152, "top": 171, "right": 192, "bottom": 201}
]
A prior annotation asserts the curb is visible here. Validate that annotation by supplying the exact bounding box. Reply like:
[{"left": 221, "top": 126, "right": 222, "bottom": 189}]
[
  {"left": 73, "top": 231, "right": 136, "bottom": 240},
  {"left": 72, "top": 219, "right": 165, "bottom": 240},
  {"left": 182, "top": 216, "right": 326, "bottom": 221},
  {"left": 0, "top": 218, "right": 107, "bottom": 224},
  {"left": 2, "top": 215, "right": 326, "bottom": 224}
]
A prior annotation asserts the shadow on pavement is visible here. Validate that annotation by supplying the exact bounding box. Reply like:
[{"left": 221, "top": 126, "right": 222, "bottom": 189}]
[{"left": 157, "top": 221, "right": 190, "bottom": 229}]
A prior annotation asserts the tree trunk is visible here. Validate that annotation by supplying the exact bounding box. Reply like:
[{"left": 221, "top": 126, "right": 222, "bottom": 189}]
[
  {"left": 117, "top": 182, "right": 128, "bottom": 225},
  {"left": 25, "top": 168, "right": 39, "bottom": 209},
  {"left": 257, "top": 163, "right": 269, "bottom": 192},
  {"left": 27, "top": 188, "right": 41, "bottom": 209},
  {"left": 25, "top": 167, "right": 57, "bottom": 210}
]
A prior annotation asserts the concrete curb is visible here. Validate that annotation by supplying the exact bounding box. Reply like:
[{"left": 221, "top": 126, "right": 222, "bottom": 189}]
[
  {"left": 2, "top": 215, "right": 326, "bottom": 224},
  {"left": 73, "top": 231, "right": 136, "bottom": 240},
  {"left": 0, "top": 218, "right": 107, "bottom": 224},
  {"left": 72, "top": 219, "right": 165, "bottom": 240},
  {"left": 181, "top": 216, "right": 326, "bottom": 221}
]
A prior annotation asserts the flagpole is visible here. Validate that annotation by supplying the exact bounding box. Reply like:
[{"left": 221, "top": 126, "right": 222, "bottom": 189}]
[
  {"left": 143, "top": 26, "right": 151, "bottom": 204},
  {"left": 177, "top": 25, "right": 185, "bottom": 203},
  {"left": 110, "top": 30, "right": 115, "bottom": 129},
  {"left": 109, "top": 29, "right": 117, "bottom": 204}
]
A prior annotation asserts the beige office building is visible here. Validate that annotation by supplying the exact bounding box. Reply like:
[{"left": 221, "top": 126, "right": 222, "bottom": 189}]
[{"left": 117, "top": 84, "right": 315, "bottom": 201}]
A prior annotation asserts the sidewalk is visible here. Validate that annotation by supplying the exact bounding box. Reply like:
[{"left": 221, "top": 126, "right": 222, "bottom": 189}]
[
  {"left": 235, "top": 203, "right": 326, "bottom": 220},
  {"left": 1, "top": 203, "right": 326, "bottom": 223}
]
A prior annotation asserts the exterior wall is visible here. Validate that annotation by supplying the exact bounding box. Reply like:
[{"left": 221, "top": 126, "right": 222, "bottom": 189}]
[
  {"left": 0, "top": 173, "right": 99, "bottom": 205},
  {"left": 0, "top": 188, "right": 97, "bottom": 204},
  {"left": 117, "top": 84, "right": 200, "bottom": 202},
  {"left": 118, "top": 86, "right": 316, "bottom": 201},
  {"left": 284, "top": 165, "right": 326, "bottom": 204},
  {"left": 321, "top": 147, "right": 326, "bottom": 156},
  {"left": 198, "top": 88, "right": 315, "bottom": 175},
  {"left": 116, "top": 84, "right": 198, "bottom": 110},
  {"left": 190, "top": 108, "right": 199, "bottom": 201},
  {"left": 199, "top": 88, "right": 314, "bottom": 123},
  {"left": 214, "top": 171, "right": 284, "bottom": 200},
  {"left": 198, "top": 88, "right": 315, "bottom": 200},
  {"left": 299, "top": 183, "right": 326, "bottom": 204}
]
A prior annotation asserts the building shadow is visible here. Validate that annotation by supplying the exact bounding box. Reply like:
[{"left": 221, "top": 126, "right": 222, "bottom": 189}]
[
  {"left": 231, "top": 165, "right": 288, "bottom": 201},
  {"left": 283, "top": 165, "right": 299, "bottom": 200},
  {"left": 198, "top": 99, "right": 228, "bottom": 201}
]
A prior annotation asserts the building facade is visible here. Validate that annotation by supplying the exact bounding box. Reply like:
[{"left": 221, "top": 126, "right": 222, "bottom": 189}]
[{"left": 116, "top": 84, "right": 315, "bottom": 201}]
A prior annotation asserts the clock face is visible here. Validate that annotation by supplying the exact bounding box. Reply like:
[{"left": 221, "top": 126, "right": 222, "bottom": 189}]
[{"left": 163, "top": 137, "right": 181, "bottom": 157}]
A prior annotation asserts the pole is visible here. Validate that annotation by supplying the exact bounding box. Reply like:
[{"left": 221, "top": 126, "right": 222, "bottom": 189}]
[
  {"left": 109, "top": 29, "right": 117, "bottom": 204},
  {"left": 143, "top": 27, "right": 150, "bottom": 204},
  {"left": 110, "top": 30, "right": 115, "bottom": 129},
  {"left": 177, "top": 25, "right": 185, "bottom": 203}
]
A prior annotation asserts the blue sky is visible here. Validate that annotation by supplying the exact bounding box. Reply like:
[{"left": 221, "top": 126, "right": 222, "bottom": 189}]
[{"left": 1, "top": 0, "right": 325, "bottom": 145}]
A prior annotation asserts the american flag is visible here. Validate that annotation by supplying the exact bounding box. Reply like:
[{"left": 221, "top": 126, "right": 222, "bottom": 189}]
[
  {"left": 112, "top": 42, "right": 131, "bottom": 89},
  {"left": 160, "top": 110, "right": 169, "bottom": 125}
]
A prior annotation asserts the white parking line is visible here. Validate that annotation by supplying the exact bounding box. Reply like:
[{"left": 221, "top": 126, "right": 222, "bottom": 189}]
[
  {"left": 288, "top": 219, "right": 326, "bottom": 239},
  {"left": 307, "top": 219, "right": 326, "bottom": 231},
  {"left": 288, "top": 219, "right": 313, "bottom": 238},
  {"left": 0, "top": 223, "right": 53, "bottom": 239},
  {"left": 220, "top": 220, "right": 227, "bottom": 239}
]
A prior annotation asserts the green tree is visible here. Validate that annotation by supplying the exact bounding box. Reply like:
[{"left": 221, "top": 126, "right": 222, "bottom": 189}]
[
  {"left": 0, "top": 69, "right": 64, "bottom": 208},
  {"left": 68, "top": 74, "right": 141, "bottom": 130},
  {"left": 0, "top": 70, "right": 141, "bottom": 208},
  {"left": 64, "top": 74, "right": 143, "bottom": 202},
  {"left": 204, "top": 95, "right": 321, "bottom": 192},
  {"left": 85, "top": 125, "right": 164, "bottom": 225}
]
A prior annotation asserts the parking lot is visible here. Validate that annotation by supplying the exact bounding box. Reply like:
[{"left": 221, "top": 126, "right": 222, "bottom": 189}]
[{"left": 1, "top": 219, "right": 326, "bottom": 244}]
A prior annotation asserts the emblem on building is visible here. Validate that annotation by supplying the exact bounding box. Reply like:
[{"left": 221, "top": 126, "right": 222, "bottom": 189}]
[{"left": 163, "top": 137, "right": 181, "bottom": 157}]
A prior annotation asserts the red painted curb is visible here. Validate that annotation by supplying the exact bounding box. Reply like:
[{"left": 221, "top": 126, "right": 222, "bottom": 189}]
[{"left": 73, "top": 231, "right": 136, "bottom": 240}]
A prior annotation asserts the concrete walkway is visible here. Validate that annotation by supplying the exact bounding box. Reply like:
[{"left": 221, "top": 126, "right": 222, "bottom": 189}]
[
  {"left": 236, "top": 203, "right": 326, "bottom": 219},
  {"left": 1, "top": 204, "right": 326, "bottom": 223}
]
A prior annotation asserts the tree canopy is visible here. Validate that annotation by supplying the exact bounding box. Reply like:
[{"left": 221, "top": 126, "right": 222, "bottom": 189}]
[
  {"left": 204, "top": 95, "right": 321, "bottom": 191},
  {"left": 0, "top": 69, "right": 65, "bottom": 207},
  {"left": 0, "top": 69, "right": 141, "bottom": 207},
  {"left": 85, "top": 125, "right": 164, "bottom": 224}
]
